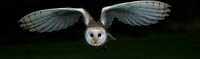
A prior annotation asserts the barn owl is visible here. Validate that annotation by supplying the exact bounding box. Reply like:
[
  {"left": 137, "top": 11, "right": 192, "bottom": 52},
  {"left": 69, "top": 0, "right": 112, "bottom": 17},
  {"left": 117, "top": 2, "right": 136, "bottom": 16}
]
[{"left": 18, "top": 1, "right": 171, "bottom": 50}]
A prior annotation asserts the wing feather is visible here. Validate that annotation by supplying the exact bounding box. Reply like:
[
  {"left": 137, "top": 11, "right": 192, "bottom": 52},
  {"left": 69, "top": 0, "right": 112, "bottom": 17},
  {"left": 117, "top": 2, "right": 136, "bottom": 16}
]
[
  {"left": 19, "top": 8, "right": 90, "bottom": 32},
  {"left": 126, "top": 16, "right": 137, "bottom": 26},
  {"left": 20, "top": 15, "right": 54, "bottom": 28},
  {"left": 28, "top": 16, "right": 55, "bottom": 31},
  {"left": 100, "top": 1, "right": 171, "bottom": 28},
  {"left": 55, "top": 17, "right": 65, "bottom": 31},
  {"left": 133, "top": 9, "right": 159, "bottom": 23},
  {"left": 34, "top": 16, "right": 59, "bottom": 32},
  {"left": 47, "top": 17, "right": 63, "bottom": 32},
  {"left": 52, "top": 17, "right": 62, "bottom": 31},
  {"left": 130, "top": 14, "right": 147, "bottom": 26}
]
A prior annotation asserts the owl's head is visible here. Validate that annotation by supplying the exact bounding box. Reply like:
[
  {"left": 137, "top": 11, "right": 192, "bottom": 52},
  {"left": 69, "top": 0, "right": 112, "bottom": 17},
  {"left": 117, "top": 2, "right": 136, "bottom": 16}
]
[{"left": 85, "top": 26, "right": 107, "bottom": 47}]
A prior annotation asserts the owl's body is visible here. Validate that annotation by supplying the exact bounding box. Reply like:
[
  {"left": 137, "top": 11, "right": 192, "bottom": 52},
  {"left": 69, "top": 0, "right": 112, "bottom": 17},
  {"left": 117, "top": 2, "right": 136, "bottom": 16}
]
[{"left": 19, "top": 1, "right": 171, "bottom": 50}]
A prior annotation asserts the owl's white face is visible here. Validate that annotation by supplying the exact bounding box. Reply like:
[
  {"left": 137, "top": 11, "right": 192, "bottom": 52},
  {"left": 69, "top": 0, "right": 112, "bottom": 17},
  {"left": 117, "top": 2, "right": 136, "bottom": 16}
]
[{"left": 85, "top": 27, "right": 107, "bottom": 47}]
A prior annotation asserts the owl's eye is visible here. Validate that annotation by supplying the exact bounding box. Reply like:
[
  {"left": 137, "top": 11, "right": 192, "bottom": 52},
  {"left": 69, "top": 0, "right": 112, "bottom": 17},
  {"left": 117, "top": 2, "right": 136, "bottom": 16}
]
[
  {"left": 90, "top": 34, "right": 94, "bottom": 37},
  {"left": 98, "top": 33, "right": 101, "bottom": 37}
]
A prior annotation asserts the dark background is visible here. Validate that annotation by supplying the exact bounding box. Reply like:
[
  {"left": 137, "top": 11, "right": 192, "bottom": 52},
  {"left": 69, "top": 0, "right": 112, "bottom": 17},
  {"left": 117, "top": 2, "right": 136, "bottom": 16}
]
[{"left": 0, "top": 0, "right": 200, "bottom": 59}]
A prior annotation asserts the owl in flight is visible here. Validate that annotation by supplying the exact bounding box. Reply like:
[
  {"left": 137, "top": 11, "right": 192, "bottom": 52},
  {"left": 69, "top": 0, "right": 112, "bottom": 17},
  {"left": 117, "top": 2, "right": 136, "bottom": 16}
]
[{"left": 19, "top": 1, "right": 171, "bottom": 50}]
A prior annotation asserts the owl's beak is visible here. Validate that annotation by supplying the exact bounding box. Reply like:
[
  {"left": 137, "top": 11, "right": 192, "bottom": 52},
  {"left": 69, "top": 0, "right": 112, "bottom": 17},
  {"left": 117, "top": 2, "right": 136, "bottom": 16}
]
[{"left": 93, "top": 37, "right": 98, "bottom": 43}]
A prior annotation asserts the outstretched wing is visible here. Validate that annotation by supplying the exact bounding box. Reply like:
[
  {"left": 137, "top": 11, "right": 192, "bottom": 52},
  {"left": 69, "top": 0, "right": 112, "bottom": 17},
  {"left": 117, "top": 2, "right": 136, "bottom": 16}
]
[
  {"left": 100, "top": 1, "right": 171, "bottom": 28},
  {"left": 19, "top": 8, "right": 91, "bottom": 33}
]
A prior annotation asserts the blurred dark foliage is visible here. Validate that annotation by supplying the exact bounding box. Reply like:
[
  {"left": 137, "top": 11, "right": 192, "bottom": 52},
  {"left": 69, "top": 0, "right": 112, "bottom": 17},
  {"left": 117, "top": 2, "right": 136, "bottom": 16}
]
[{"left": 0, "top": 0, "right": 199, "bottom": 45}]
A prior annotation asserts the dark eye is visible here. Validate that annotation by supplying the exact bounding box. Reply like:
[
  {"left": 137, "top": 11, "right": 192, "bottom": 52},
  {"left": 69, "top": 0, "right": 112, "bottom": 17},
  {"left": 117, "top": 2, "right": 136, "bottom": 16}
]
[
  {"left": 98, "top": 33, "right": 101, "bottom": 37},
  {"left": 90, "top": 34, "right": 93, "bottom": 37}
]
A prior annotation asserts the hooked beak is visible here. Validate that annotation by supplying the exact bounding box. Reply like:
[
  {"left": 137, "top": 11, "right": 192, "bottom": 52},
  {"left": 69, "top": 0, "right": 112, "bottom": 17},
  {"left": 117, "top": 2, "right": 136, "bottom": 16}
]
[{"left": 93, "top": 37, "right": 98, "bottom": 43}]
